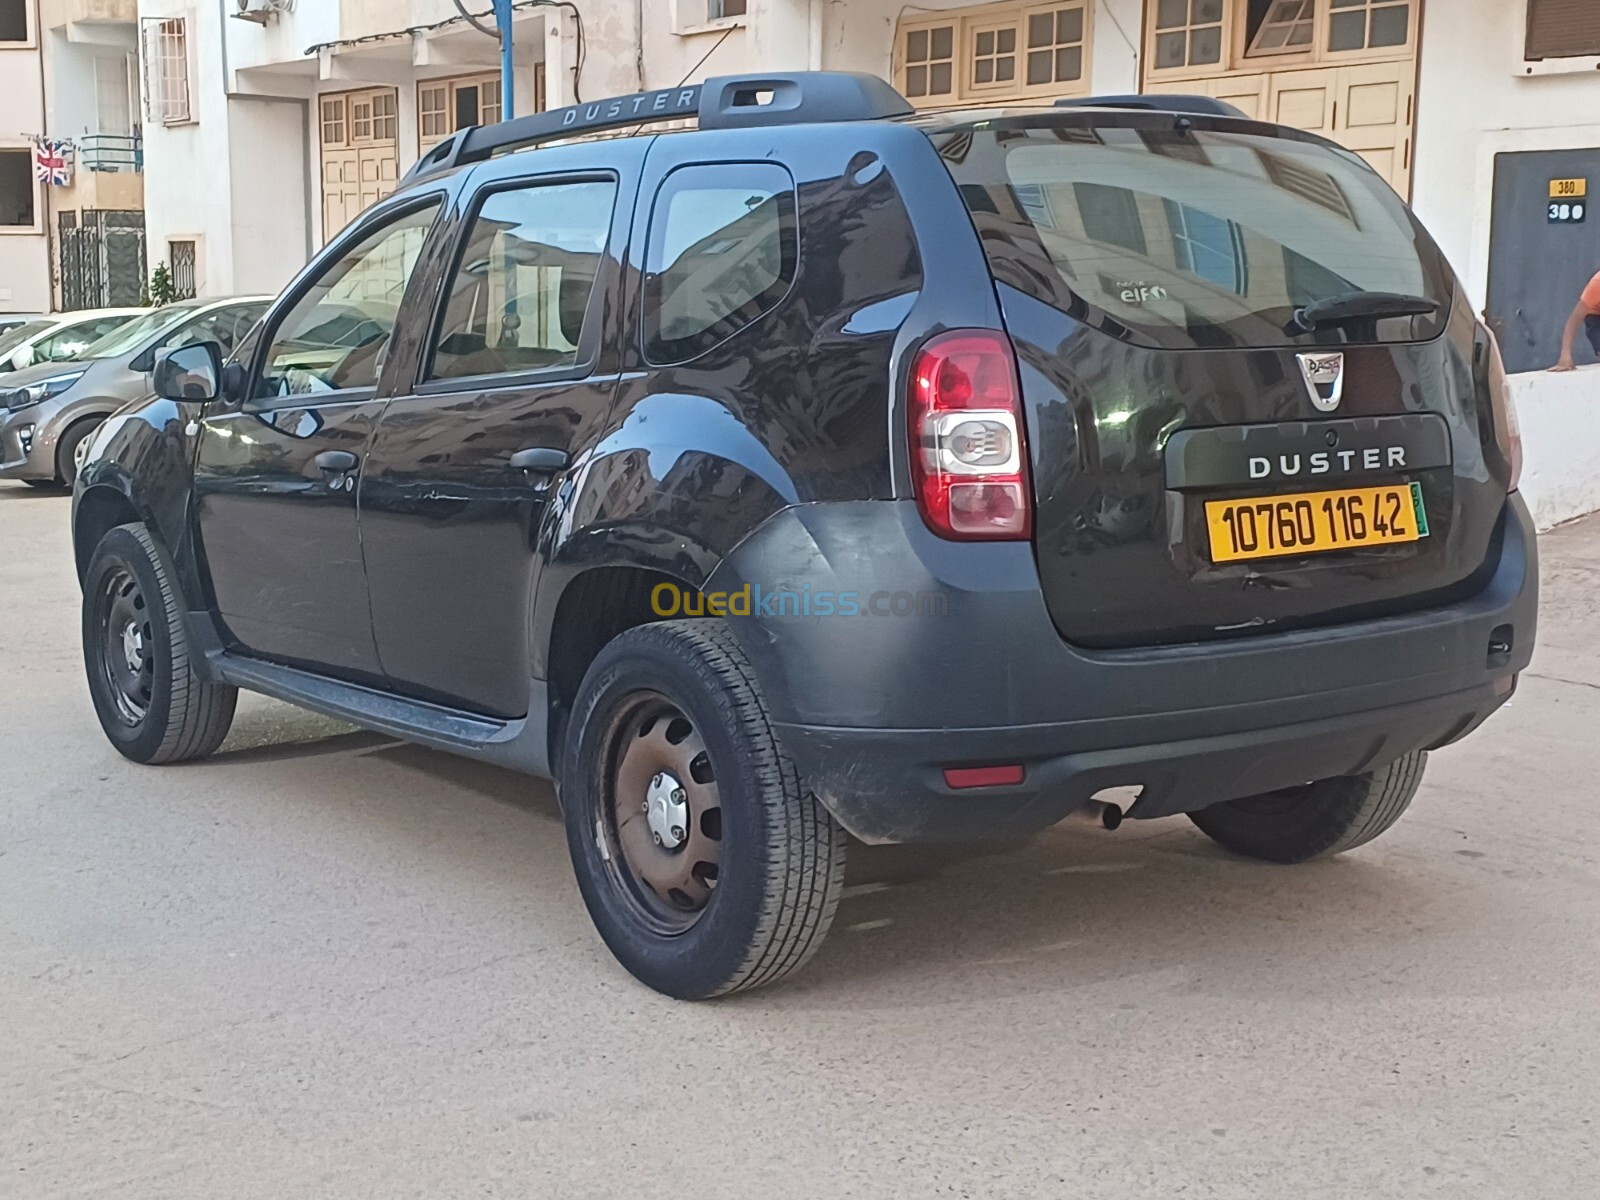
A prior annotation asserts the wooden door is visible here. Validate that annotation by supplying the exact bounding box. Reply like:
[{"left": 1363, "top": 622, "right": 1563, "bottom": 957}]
[
  {"left": 319, "top": 88, "right": 399, "bottom": 243},
  {"left": 1268, "top": 67, "right": 1338, "bottom": 136},
  {"left": 1333, "top": 60, "right": 1414, "bottom": 194}
]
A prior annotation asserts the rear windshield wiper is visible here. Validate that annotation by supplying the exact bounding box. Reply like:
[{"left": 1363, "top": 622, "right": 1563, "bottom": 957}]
[{"left": 1289, "top": 291, "right": 1440, "bottom": 334}]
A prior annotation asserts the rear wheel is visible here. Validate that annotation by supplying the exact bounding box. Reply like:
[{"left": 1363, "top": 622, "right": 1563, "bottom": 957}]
[
  {"left": 1188, "top": 752, "right": 1426, "bottom": 864},
  {"left": 83, "top": 523, "right": 237, "bottom": 765},
  {"left": 562, "top": 620, "right": 846, "bottom": 999}
]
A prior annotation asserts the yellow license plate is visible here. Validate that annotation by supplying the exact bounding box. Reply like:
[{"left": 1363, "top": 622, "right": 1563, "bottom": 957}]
[{"left": 1206, "top": 483, "right": 1429, "bottom": 564}]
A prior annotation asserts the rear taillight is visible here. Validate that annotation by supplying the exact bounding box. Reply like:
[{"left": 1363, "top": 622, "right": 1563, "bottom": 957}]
[
  {"left": 908, "top": 330, "right": 1032, "bottom": 541},
  {"left": 1481, "top": 325, "right": 1523, "bottom": 493}
]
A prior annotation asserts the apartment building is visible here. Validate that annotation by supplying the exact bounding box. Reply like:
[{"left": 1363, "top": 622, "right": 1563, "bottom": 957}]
[
  {"left": 129, "top": 3, "right": 1600, "bottom": 372},
  {"left": 0, "top": 0, "right": 49, "bottom": 313}
]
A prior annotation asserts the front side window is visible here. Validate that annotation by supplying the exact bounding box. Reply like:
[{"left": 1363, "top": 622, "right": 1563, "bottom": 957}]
[
  {"left": 939, "top": 121, "right": 1451, "bottom": 349},
  {"left": 170, "top": 304, "right": 267, "bottom": 356},
  {"left": 642, "top": 163, "right": 798, "bottom": 365},
  {"left": 34, "top": 317, "right": 134, "bottom": 363},
  {"left": 259, "top": 203, "right": 439, "bottom": 398},
  {"left": 429, "top": 179, "right": 617, "bottom": 381}
]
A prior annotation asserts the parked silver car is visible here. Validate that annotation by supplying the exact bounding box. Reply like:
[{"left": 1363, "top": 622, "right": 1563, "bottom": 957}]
[
  {"left": 0, "top": 309, "right": 145, "bottom": 375},
  {"left": 0, "top": 296, "right": 269, "bottom": 487}
]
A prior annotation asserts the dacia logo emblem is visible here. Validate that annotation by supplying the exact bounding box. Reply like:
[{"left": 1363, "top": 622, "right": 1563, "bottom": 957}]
[{"left": 1297, "top": 352, "right": 1345, "bottom": 413}]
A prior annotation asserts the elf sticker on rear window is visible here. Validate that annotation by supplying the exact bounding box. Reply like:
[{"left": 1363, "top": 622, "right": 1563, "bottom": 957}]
[{"left": 1105, "top": 279, "right": 1170, "bottom": 307}]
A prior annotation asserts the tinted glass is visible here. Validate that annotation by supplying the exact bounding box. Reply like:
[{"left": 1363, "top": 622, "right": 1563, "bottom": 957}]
[
  {"left": 169, "top": 304, "right": 267, "bottom": 355},
  {"left": 429, "top": 179, "right": 616, "bottom": 381},
  {"left": 34, "top": 316, "right": 133, "bottom": 362},
  {"left": 260, "top": 203, "right": 438, "bottom": 397},
  {"left": 939, "top": 122, "right": 1452, "bottom": 349},
  {"left": 0, "top": 320, "right": 51, "bottom": 358},
  {"left": 80, "top": 302, "right": 210, "bottom": 360},
  {"left": 642, "top": 163, "right": 798, "bottom": 364}
]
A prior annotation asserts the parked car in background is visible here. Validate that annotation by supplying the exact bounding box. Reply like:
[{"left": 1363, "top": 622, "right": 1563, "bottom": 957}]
[
  {"left": 0, "top": 313, "right": 46, "bottom": 336},
  {"left": 0, "top": 309, "right": 145, "bottom": 375},
  {"left": 1, "top": 296, "right": 269, "bottom": 488}
]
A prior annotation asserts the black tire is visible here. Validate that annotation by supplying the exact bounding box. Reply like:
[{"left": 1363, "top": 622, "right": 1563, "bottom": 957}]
[
  {"left": 561, "top": 619, "right": 847, "bottom": 999},
  {"left": 82, "top": 523, "right": 238, "bottom": 765},
  {"left": 1188, "top": 752, "right": 1427, "bottom": 864},
  {"left": 56, "top": 418, "right": 102, "bottom": 488}
]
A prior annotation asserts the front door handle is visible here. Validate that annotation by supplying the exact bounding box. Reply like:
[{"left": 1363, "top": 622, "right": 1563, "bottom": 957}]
[
  {"left": 315, "top": 450, "right": 359, "bottom": 473},
  {"left": 509, "top": 447, "right": 570, "bottom": 475}
]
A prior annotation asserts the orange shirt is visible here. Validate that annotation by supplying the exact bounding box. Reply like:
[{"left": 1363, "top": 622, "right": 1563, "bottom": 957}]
[{"left": 1582, "top": 271, "right": 1600, "bottom": 313}]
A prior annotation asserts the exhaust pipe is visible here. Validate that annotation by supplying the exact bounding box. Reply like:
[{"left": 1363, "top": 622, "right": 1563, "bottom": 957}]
[{"left": 1067, "top": 800, "right": 1123, "bottom": 831}]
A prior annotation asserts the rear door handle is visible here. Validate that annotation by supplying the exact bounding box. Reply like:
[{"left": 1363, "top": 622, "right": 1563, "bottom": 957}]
[
  {"left": 509, "top": 447, "right": 570, "bottom": 475},
  {"left": 315, "top": 450, "right": 359, "bottom": 473}
]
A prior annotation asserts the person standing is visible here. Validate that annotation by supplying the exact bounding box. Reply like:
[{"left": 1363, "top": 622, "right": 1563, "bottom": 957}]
[{"left": 1550, "top": 268, "right": 1600, "bottom": 370}]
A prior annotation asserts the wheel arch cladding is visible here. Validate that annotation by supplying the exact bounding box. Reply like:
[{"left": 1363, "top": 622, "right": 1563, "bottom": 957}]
[{"left": 73, "top": 486, "right": 143, "bottom": 583}]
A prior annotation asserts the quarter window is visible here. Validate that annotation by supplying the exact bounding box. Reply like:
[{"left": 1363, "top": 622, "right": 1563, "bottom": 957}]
[
  {"left": 642, "top": 163, "right": 798, "bottom": 365},
  {"left": 259, "top": 203, "right": 439, "bottom": 399},
  {"left": 429, "top": 179, "right": 617, "bottom": 381}
]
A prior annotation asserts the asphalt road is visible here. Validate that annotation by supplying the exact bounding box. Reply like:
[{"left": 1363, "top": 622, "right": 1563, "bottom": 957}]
[{"left": 3, "top": 481, "right": 1596, "bottom": 1199}]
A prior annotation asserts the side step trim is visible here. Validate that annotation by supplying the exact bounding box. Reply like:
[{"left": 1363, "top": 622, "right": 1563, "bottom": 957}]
[{"left": 211, "top": 652, "right": 552, "bottom": 778}]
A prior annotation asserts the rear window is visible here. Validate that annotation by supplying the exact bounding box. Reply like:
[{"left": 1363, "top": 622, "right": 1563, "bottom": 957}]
[{"left": 935, "top": 120, "right": 1453, "bottom": 349}]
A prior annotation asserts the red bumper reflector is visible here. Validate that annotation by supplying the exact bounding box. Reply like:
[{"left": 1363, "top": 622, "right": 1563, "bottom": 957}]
[{"left": 943, "top": 765, "right": 1025, "bottom": 790}]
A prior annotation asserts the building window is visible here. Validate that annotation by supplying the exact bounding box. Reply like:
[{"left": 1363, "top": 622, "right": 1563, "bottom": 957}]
[
  {"left": 141, "top": 18, "right": 191, "bottom": 125},
  {"left": 321, "top": 96, "right": 347, "bottom": 147},
  {"left": 1247, "top": 0, "right": 1316, "bottom": 56},
  {"left": 0, "top": 0, "right": 29, "bottom": 43},
  {"left": 1154, "top": 0, "right": 1224, "bottom": 70},
  {"left": 418, "top": 74, "right": 503, "bottom": 153},
  {"left": 1526, "top": 0, "right": 1600, "bottom": 61},
  {"left": 0, "top": 149, "right": 36, "bottom": 227},
  {"left": 169, "top": 240, "right": 197, "bottom": 300},
  {"left": 972, "top": 24, "right": 1019, "bottom": 88},
  {"left": 710, "top": 0, "right": 747, "bottom": 17},
  {"left": 1326, "top": 0, "right": 1410, "bottom": 54},
  {"left": 903, "top": 24, "right": 957, "bottom": 100},
  {"left": 371, "top": 91, "right": 397, "bottom": 141},
  {"left": 1026, "top": 6, "right": 1087, "bottom": 86}
]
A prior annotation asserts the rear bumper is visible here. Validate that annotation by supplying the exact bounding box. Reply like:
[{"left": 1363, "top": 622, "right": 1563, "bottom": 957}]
[{"left": 706, "top": 496, "right": 1538, "bottom": 844}]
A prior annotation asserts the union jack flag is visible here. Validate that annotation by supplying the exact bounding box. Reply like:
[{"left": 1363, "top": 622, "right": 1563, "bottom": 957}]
[{"left": 33, "top": 139, "right": 73, "bottom": 187}]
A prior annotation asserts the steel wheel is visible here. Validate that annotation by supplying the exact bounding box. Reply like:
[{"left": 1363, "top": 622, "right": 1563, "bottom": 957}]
[
  {"left": 94, "top": 565, "right": 155, "bottom": 727},
  {"left": 602, "top": 691, "right": 723, "bottom": 935},
  {"left": 74, "top": 431, "right": 93, "bottom": 473}
]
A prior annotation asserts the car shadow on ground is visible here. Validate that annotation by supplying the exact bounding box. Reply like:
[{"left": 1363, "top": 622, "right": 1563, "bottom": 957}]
[
  {"left": 0, "top": 482, "right": 68, "bottom": 500},
  {"left": 199, "top": 698, "right": 1470, "bottom": 1009}
]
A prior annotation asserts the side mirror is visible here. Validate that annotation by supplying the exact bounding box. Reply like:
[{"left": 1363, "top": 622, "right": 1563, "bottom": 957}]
[
  {"left": 10, "top": 344, "right": 33, "bottom": 370},
  {"left": 152, "top": 341, "right": 223, "bottom": 402}
]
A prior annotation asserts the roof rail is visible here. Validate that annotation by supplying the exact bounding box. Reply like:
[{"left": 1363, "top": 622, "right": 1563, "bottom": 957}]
[
  {"left": 1055, "top": 94, "right": 1249, "bottom": 118},
  {"left": 401, "top": 71, "right": 913, "bottom": 187}
]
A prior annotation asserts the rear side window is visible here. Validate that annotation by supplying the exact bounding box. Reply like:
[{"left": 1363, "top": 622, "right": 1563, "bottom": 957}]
[
  {"left": 429, "top": 178, "right": 617, "bottom": 381},
  {"left": 938, "top": 122, "right": 1453, "bottom": 349},
  {"left": 642, "top": 163, "right": 798, "bottom": 364}
]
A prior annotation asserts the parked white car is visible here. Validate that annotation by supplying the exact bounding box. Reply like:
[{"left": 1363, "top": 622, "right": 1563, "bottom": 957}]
[{"left": 0, "top": 309, "right": 146, "bottom": 375}]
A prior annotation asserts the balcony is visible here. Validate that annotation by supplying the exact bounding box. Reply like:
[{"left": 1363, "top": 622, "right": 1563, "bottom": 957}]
[
  {"left": 40, "top": 0, "right": 137, "bottom": 31},
  {"left": 78, "top": 133, "right": 142, "bottom": 174}
]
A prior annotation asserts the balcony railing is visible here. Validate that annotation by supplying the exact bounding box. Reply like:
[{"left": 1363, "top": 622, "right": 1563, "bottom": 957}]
[{"left": 78, "top": 133, "right": 143, "bottom": 174}]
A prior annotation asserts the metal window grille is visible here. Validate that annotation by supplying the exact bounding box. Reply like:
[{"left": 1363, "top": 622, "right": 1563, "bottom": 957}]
[
  {"left": 169, "top": 240, "right": 197, "bottom": 300},
  {"left": 141, "top": 18, "right": 191, "bottom": 124}
]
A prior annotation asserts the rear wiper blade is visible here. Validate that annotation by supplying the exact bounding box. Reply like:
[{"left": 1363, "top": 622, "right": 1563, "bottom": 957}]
[{"left": 1289, "top": 291, "right": 1439, "bottom": 334}]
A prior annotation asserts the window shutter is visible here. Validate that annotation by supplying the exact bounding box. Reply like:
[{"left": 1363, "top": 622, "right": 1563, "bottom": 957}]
[{"left": 1527, "top": 0, "right": 1600, "bottom": 60}]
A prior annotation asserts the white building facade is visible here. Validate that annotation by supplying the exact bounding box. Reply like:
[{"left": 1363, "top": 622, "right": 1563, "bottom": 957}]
[
  {"left": 128, "top": 0, "right": 1600, "bottom": 522},
  {"left": 0, "top": 0, "right": 50, "bottom": 313}
]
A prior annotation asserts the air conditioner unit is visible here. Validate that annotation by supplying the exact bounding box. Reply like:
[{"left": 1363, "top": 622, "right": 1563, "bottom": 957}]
[{"left": 233, "top": 0, "right": 292, "bottom": 24}]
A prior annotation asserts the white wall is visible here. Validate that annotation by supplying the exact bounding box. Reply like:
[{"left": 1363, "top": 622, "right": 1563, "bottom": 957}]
[{"left": 1413, "top": 0, "right": 1600, "bottom": 315}]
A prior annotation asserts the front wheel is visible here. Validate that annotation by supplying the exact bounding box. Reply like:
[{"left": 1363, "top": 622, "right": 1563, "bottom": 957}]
[
  {"left": 1188, "top": 752, "right": 1427, "bottom": 864},
  {"left": 83, "top": 523, "right": 238, "bottom": 764},
  {"left": 561, "top": 620, "right": 847, "bottom": 999},
  {"left": 58, "top": 418, "right": 102, "bottom": 488}
]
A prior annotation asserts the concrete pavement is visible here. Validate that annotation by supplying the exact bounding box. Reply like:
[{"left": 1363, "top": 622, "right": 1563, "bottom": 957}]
[{"left": 2, "top": 480, "right": 1596, "bottom": 1198}]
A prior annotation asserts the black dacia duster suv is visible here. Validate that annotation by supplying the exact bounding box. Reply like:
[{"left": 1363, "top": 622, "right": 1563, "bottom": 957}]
[{"left": 73, "top": 74, "right": 1536, "bottom": 999}]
